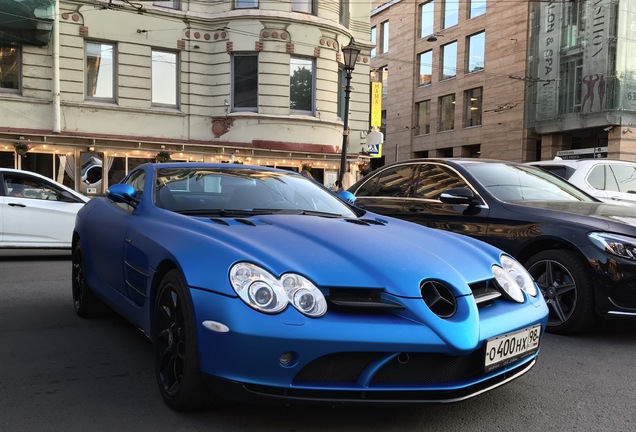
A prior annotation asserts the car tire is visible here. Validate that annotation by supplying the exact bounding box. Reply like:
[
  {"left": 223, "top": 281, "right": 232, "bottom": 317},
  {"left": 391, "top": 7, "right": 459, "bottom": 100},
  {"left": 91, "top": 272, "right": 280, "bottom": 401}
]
[
  {"left": 152, "top": 269, "right": 212, "bottom": 411},
  {"left": 525, "top": 249, "right": 596, "bottom": 335},
  {"left": 72, "top": 242, "right": 106, "bottom": 318}
]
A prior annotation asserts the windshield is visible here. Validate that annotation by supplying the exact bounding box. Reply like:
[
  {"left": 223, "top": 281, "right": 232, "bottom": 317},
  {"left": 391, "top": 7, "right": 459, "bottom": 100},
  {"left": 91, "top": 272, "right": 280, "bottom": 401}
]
[
  {"left": 154, "top": 167, "right": 357, "bottom": 218},
  {"left": 464, "top": 163, "right": 595, "bottom": 202}
]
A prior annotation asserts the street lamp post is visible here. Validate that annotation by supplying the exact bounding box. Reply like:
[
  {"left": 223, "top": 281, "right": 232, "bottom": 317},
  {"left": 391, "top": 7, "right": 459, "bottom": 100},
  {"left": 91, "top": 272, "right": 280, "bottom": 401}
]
[{"left": 338, "top": 38, "right": 361, "bottom": 189}]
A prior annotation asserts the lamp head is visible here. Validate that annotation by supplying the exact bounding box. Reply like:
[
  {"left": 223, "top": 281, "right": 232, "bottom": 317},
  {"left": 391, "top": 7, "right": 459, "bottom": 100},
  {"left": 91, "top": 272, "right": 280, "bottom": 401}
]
[{"left": 342, "top": 38, "right": 361, "bottom": 71}]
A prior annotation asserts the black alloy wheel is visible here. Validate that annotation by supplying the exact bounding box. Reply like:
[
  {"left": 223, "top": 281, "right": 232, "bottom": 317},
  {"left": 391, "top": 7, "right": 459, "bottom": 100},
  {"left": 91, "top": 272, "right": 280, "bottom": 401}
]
[
  {"left": 153, "top": 269, "right": 211, "bottom": 411},
  {"left": 71, "top": 241, "right": 105, "bottom": 318},
  {"left": 526, "top": 249, "right": 595, "bottom": 335}
]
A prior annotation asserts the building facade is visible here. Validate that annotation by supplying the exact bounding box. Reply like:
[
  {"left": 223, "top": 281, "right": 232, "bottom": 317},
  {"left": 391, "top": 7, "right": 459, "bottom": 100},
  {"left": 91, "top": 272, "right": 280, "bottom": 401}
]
[
  {"left": 0, "top": 0, "right": 371, "bottom": 193},
  {"left": 370, "top": 0, "right": 535, "bottom": 164},
  {"left": 371, "top": 0, "right": 636, "bottom": 165},
  {"left": 526, "top": 0, "right": 636, "bottom": 160}
]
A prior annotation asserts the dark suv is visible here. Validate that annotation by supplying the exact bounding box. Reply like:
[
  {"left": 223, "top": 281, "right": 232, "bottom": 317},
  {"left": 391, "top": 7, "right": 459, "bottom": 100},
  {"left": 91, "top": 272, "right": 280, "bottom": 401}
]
[{"left": 349, "top": 158, "right": 636, "bottom": 334}]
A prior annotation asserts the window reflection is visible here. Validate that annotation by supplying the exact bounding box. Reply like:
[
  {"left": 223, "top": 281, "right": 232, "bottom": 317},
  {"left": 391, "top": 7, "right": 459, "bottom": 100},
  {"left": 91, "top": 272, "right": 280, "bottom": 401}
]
[
  {"left": 413, "top": 164, "right": 467, "bottom": 199},
  {"left": 152, "top": 50, "right": 177, "bottom": 106},
  {"left": 290, "top": 57, "right": 314, "bottom": 113},
  {"left": 86, "top": 42, "right": 115, "bottom": 100},
  {"left": 0, "top": 46, "right": 20, "bottom": 92}
]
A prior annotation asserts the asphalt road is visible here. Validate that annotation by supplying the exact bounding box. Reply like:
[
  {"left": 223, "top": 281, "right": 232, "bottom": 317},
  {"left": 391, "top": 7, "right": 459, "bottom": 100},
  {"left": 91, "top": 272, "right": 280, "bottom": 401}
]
[{"left": 1, "top": 250, "right": 635, "bottom": 432}]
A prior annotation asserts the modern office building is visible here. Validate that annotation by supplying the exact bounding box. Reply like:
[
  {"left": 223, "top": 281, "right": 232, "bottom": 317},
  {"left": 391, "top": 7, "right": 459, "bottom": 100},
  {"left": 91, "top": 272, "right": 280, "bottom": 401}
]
[
  {"left": 0, "top": 0, "right": 371, "bottom": 192},
  {"left": 370, "top": 0, "right": 636, "bottom": 164}
]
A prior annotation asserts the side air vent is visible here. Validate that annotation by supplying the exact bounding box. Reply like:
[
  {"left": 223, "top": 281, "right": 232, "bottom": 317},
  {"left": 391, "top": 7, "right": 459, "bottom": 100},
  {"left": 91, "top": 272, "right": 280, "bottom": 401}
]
[
  {"left": 420, "top": 280, "right": 457, "bottom": 318},
  {"left": 469, "top": 280, "right": 502, "bottom": 306},
  {"left": 327, "top": 288, "right": 404, "bottom": 310}
]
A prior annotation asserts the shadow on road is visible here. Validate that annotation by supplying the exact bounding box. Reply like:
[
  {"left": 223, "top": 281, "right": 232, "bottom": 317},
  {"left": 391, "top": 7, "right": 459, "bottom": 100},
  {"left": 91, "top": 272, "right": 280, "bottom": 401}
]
[{"left": 0, "top": 249, "right": 71, "bottom": 261}]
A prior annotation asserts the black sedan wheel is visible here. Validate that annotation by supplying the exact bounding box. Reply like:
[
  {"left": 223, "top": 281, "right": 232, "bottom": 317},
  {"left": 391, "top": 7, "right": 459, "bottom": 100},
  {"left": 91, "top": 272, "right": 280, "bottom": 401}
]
[
  {"left": 526, "top": 249, "right": 595, "bottom": 335},
  {"left": 153, "top": 269, "right": 211, "bottom": 411},
  {"left": 72, "top": 242, "right": 105, "bottom": 318}
]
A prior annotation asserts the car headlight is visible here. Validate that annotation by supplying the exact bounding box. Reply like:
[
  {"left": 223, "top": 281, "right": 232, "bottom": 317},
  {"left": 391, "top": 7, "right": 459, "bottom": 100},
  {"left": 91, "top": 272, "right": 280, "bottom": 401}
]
[
  {"left": 229, "top": 263, "right": 327, "bottom": 317},
  {"left": 492, "top": 255, "right": 537, "bottom": 303},
  {"left": 589, "top": 232, "right": 636, "bottom": 261},
  {"left": 281, "top": 274, "right": 327, "bottom": 317}
]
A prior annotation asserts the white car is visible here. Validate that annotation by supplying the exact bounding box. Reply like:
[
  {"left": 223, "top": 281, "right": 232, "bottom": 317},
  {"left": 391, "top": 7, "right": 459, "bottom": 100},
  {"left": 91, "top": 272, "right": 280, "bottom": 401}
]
[
  {"left": 527, "top": 158, "right": 636, "bottom": 205},
  {"left": 0, "top": 168, "right": 89, "bottom": 248}
]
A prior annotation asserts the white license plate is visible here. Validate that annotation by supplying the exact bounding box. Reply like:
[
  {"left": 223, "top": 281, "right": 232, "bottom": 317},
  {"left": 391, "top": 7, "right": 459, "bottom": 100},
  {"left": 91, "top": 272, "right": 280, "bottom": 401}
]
[{"left": 484, "top": 324, "right": 541, "bottom": 372}]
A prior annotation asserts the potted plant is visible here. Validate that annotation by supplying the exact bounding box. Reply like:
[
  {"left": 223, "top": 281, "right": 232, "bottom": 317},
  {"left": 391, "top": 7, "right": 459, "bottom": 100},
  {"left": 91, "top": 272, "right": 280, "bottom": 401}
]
[
  {"left": 14, "top": 141, "right": 32, "bottom": 156},
  {"left": 156, "top": 150, "right": 172, "bottom": 163}
]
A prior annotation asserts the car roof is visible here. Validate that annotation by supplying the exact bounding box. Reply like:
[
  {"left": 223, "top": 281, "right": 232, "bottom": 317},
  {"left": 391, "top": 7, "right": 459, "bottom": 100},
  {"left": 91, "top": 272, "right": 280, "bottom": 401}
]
[
  {"left": 142, "top": 162, "right": 289, "bottom": 172},
  {"left": 379, "top": 158, "right": 521, "bottom": 166},
  {"left": 528, "top": 159, "right": 636, "bottom": 167}
]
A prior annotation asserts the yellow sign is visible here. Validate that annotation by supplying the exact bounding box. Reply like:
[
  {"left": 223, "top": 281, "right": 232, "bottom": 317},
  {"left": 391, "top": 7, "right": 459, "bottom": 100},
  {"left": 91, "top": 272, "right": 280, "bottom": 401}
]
[{"left": 370, "top": 82, "right": 382, "bottom": 127}]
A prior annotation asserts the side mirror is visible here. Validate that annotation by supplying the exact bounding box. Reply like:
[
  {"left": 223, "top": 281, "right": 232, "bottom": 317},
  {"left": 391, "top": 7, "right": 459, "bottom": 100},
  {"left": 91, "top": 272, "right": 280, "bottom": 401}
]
[
  {"left": 439, "top": 187, "right": 477, "bottom": 205},
  {"left": 107, "top": 184, "right": 139, "bottom": 207},
  {"left": 338, "top": 190, "right": 356, "bottom": 205}
]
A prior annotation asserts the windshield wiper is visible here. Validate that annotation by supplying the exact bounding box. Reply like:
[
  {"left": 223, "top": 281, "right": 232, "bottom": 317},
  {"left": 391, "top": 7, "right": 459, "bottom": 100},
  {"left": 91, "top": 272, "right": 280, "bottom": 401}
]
[
  {"left": 176, "top": 208, "right": 277, "bottom": 216},
  {"left": 177, "top": 208, "right": 344, "bottom": 218}
]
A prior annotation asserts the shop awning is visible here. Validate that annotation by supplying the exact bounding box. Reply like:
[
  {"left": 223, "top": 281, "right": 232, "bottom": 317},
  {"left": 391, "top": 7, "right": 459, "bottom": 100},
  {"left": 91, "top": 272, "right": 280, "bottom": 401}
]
[{"left": 0, "top": 0, "right": 55, "bottom": 46}]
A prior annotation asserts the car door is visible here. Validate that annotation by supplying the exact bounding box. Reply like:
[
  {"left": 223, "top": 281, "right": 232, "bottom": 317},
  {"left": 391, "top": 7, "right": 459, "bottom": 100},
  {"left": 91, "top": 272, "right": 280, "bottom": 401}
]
[
  {"left": 584, "top": 164, "right": 614, "bottom": 202},
  {"left": 605, "top": 164, "right": 636, "bottom": 204},
  {"left": 1, "top": 173, "right": 86, "bottom": 247},
  {"left": 398, "top": 162, "right": 492, "bottom": 239},
  {"left": 90, "top": 170, "right": 146, "bottom": 297}
]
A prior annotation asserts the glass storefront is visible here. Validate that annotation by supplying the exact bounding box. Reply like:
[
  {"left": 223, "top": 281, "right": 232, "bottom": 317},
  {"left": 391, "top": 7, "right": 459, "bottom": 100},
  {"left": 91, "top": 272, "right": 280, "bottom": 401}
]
[{"left": 524, "top": 0, "right": 636, "bottom": 133}]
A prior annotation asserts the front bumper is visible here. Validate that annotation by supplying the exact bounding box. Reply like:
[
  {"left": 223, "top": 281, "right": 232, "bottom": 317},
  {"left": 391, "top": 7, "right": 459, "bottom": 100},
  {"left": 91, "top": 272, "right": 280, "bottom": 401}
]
[
  {"left": 581, "top": 245, "right": 636, "bottom": 315},
  {"left": 190, "top": 288, "right": 547, "bottom": 403},
  {"left": 204, "top": 358, "right": 537, "bottom": 405}
]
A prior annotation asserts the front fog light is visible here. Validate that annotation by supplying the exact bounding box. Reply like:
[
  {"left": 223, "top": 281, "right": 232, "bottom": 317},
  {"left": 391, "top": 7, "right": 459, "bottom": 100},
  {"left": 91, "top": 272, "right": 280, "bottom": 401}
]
[{"left": 279, "top": 351, "right": 294, "bottom": 366}]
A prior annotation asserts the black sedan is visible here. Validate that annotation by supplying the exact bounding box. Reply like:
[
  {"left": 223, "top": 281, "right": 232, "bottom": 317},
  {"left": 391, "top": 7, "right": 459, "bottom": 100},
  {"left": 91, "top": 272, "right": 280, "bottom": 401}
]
[{"left": 349, "top": 158, "right": 636, "bottom": 335}]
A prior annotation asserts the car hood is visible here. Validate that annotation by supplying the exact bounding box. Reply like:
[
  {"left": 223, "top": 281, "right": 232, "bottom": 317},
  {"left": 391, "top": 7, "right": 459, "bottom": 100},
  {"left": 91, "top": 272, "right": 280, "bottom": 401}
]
[
  {"left": 175, "top": 213, "right": 502, "bottom": 300},
  {"left": 503, "top": 200, "right": 636, "bottom": 231}
]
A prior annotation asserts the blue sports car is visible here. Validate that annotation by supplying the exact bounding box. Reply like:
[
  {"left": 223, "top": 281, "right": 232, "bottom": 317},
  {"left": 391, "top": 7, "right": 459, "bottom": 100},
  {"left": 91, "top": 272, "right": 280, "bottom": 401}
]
[{"left": 72, "top": 163, "right": 548, "bottom": 411}]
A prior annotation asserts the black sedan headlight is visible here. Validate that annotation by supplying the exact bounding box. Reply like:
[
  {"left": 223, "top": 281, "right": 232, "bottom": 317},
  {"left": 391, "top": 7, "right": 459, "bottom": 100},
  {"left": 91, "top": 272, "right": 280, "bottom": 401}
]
[
  {"left": 589, "top": 232, "right": 636, "bottom": 260},
  {"left": 229, "top": 262, "right": 327, "bottom": 317},
  {"left": 492, "top": 255, "right": 537, "bottom": 303}
]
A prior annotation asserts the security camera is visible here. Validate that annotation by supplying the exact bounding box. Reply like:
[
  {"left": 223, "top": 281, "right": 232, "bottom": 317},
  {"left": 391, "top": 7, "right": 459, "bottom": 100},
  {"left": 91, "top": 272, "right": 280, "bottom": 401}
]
[{"left": 603, "top": 126, "right": 613, "bottom": 132}]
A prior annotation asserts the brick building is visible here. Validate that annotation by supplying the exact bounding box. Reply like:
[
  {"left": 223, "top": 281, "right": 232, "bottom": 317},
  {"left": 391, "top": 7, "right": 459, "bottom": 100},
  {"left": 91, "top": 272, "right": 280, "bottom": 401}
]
[{"left": 371, "top": 0, "right": 636, "bottom": 164}]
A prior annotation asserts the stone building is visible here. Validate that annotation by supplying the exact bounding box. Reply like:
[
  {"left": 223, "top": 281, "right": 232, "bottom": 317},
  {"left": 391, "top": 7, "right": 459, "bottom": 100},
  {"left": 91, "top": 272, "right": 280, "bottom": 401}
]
[{"left": 0, "top": 0, "right": 371, "bottom": 193}]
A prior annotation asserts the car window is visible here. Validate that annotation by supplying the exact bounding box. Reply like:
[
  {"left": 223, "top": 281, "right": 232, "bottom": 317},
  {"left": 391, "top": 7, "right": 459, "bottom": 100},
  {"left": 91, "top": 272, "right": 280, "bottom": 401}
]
[
  {"left": 3, "top": 175, "right": 70, "bottom": 201},
  {"left": 413, "top": 164, "right": 468, "bottom": 199},
  {"left": 466, "top": 163, "right": 593, "bottom": 202},
  {"left": 609, "top": 165, "right": 636, "bottom": 194},
  {"left": 587, "top": 165, "right": 618, "bottom": 191},
  {"left": 358, "top": 164, "right": 417, "bottom": 197},
  {"left": 537, "top": 165, "right": 570, "bottom": 180},
  {"left": 125, "top": 170, "right": 145, "bottom": 196},
  {"left": 154, "top": 167, "right": 356, "bottom": 217},
  {"left": 352, "top": 175, "right": 379, "bottom": 197}
]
